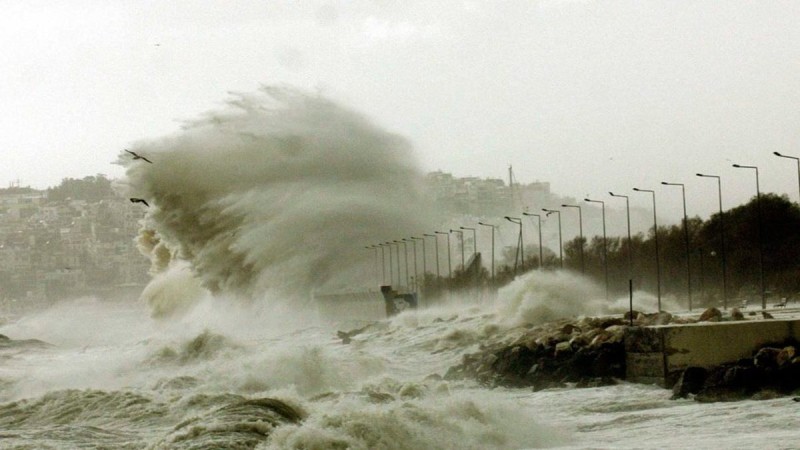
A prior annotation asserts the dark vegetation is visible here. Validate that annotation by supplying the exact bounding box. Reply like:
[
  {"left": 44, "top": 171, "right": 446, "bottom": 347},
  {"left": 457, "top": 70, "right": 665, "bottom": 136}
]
[{"left": 423, "top": 194, "right": 800, "bottom": 307}]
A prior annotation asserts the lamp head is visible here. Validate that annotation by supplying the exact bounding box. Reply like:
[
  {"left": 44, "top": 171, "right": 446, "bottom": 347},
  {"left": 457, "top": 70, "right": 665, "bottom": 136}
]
[
  {"left": 732, "top": 164, "right": 741, "bottom": 168},
  {"left": 774, "top": 151, "right": 782, "bottom": 156}
]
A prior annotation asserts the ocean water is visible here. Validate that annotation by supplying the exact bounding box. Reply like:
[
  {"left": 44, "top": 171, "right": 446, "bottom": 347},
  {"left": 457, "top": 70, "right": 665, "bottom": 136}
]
[
  {"left": 4, "top": 87, "right": 795, "bottom": 449},
  {"left": 1, "top": 290, "right": 798, "bottom": 450}
]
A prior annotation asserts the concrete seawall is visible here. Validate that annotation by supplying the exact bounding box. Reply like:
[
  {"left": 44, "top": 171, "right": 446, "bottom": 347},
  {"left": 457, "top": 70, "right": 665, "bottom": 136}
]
[{"left": 625, "top": 318, "right": 800, "bottom": 386}]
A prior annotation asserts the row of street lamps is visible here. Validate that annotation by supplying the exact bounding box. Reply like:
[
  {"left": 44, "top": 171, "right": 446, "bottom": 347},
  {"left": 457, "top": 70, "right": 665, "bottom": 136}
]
[
  {"left": 367, "top": 152, "right": 799, "bottom": 308},
  {"left": 366, "top": 227, "right": 480, "bottom": 291}
]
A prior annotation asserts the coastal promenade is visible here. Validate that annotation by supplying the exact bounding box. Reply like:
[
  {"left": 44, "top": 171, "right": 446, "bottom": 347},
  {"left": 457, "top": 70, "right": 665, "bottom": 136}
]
[{"left": 626, "top": 307, "right": 800, "bottom": 386}]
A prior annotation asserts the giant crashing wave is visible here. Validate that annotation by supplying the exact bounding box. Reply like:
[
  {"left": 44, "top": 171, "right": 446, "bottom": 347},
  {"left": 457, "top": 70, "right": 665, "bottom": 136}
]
[{"left": 120, "top": 86, "right": 436, "bottom": 315}]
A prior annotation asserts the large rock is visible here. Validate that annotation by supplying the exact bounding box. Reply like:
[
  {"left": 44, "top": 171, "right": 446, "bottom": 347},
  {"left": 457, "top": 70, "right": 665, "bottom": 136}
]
[
  {"left": 671, "top": 366, "right": 708, "bottom": 399},
  {"left": 698, "top": 307, "right": 722, "bottom": 322},
  {"left": 753, "top": 347, "right": 782, "bottom": 370}
]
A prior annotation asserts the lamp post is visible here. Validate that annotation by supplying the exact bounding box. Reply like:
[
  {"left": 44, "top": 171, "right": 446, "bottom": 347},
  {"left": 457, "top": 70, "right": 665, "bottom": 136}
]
[
  {"left": 460, "top": 226, "right": 477, "bottom": 261},
  {"left": 375, "top": 244, "right": 387, "bottom": 285},
  {"left": 412, "top": 236, "right": 426, "bottom": 281},
  {"left": 542, "top": 209, "right": 563, "bottom": 269},
  {"left": 505, "top": 216, "right": 524, "bottom": 274},
  {"left": 661, "top": 181, "right": 693, "bottom": 311},
  {"left": 774, "top": 152, "right": 800, "bottom": 204},
  {"left": 696, "top": 173, "right": 728, "bottom": 309},
  {"left": 394, "top": 240, "right": 409, "bottom": 289},
  {"left": 478, "top": 222, "right": 496, "bottom": 284},
  {"left": 404, "top": 238, "right": 418, "bottom": 292},
  {"left": 562, "top": 204, "right": 584, "bottom": 274},
  {"left": 585, "top": 198, "right": 609, "bottom": 301},
  {"left": 435, "top": 231, "right": 452, "bottom": 279},
  {"left": 522, "top": 212, "right": 543, "bottom": 270},
  {"left": 609, "top": 192, "right": 633, "bottom": 279},
  {"left": 732, "top": 163, "right": 766, "bottom": 309},
  {"left": 633, "top": 188, "right": 662, "bottom": 311},
  {"left": 384, "top": 241, "right": 395, "bottom": 286},
  {"left": 424, "top": 233, "right": 440, "bottom": 280},
  {"left": 450, "top": 229, "right": 465, "bottom": 271}
]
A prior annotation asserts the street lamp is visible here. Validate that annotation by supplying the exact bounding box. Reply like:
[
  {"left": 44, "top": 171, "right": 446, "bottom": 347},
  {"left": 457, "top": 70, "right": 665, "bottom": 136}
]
[
  {"left": 732, "top": 163, "right": 766, "bottom": 309},
  {"left": 460, "top": 226, "right": 477, "bottom": 261},
  {"left": 478, "top": 222, "right": 497, "bottom": 283},
  {"left": 435, "top": 231, "right": 452, "bottom": 278},
  {"left": 377, "top": 243, "right": 387, "bottom": 284},
  {"left": 633, "top": 188, "right": 662, "bottom": 311},
  {"left": 585, "top": 198, "right": 609, "bottom": 301},
  {"left": 542, "top": 209, "right": 563, "bottom": 269},
  {"left": 609, "top": 192, "right": 633, "bottom": 280},
  {"left": 384, "top": 241, "right": 396, "bottom": 286},
  {"left": 696, "top": 173, "right": 729, "bottom": 310},
  {"left": 412, "top": 236, "right": 426, "bottom": 282},
  {"left": 661, "top": 181, "right": 693, "bottom": 311},
  {"left": 450, "top": 229, "right": 465, "bottom": 271},
  {"left": 394, "top": 240, "right": 409, "bottom": 289},
  {"left": 522, "top": 212, "right": 543, "bottom": 270},
  {"left": 774, "top": 152, "right": 800, "bottom": 204},
  {"left": 562, "top": 203, "right": 584, "bottom": 273},
  {"left": 505, "top": 216, "right": 524, "bottom": 274},
  {"left": 424, "top": 233, "right": 440, "bottom": 280},
  {"left": 403, "top": 238, "right": 418, "bottom": 292}
]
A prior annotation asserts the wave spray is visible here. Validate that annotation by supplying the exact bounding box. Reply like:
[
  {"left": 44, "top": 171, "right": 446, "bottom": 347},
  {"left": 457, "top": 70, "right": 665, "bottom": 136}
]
[{"left": 121, "top": 86, "right": 437, "bottom": 310}]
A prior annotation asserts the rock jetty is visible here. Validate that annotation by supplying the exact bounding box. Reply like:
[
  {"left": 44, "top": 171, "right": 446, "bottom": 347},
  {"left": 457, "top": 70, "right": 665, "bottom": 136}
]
[
  {"left": 444, "top": 307, "right": 799, "bottom": 401},
  {"left": 672, "top": 342, "right": 800, "bottom": 402}
]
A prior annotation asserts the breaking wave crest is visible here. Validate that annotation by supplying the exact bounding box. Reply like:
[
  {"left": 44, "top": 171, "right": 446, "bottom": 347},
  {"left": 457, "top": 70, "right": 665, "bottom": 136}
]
[{"left": 121, "top": 86, "right": 436, "bottom": 305}]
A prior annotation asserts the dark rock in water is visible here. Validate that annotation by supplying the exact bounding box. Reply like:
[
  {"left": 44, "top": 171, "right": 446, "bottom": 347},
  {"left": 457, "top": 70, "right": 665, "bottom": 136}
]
[
  {"left": 492, "top": 345, "right": 537, "bottom": 382},
  {"left": 753, "top": 347, "right": 782, "bottom": 370},
  {"left": 729, "top": 308, "right": 745, "bottom": 321},
  {"left": 686, "top": 341, "right": 800, "bottom": 403},
  {"left": 722, "top": 365, "right": 761, "bottom": 391},
  {"left": 336, "top": 324, "right": 372, "bottom": 344},
  {"left": 560, "top": 323, "right": 580, "bottom": 335},
  {"left": 698, "top": 307, "right": 722, "bottom": 322},
  {"left": 672, "top": 367, "right": 708, "bottom": 399},
  {"left": 623, "top": 310, "right": 642, "bottom": 322},
  {"left": 762, "top": 311, "right": 774, "bottom": 319},
  {"left": 777, "top": 346, "right": 795, "bottom": 366},
  {"left": 336, "top": 331, "right": 351, "bottom": 344}
]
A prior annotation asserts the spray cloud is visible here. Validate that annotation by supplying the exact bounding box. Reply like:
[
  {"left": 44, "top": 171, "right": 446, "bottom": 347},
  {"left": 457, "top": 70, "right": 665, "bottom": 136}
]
[{"left": 121, "top": 86, "right": 436, "bottom": 302}]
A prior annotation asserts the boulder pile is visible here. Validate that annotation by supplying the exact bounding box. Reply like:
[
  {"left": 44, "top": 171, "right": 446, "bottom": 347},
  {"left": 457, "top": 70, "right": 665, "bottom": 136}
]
[
  {"left": 444, "top": 307, "right": 779, "bottom": 394},
  {"left": 444, "top": 314, "right": 668, "bottom": 390},
  {"left": 672, "top": 342, "right": 800, "bottom": 402}
]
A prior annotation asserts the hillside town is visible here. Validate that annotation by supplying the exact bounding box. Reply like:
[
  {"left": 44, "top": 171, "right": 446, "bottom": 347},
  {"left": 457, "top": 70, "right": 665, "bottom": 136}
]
[
  {"left": 0, "top": 177, "right": 150, "bottom": 313},
  {"left": 2, "top": 170, "right": 563, "bottom": 314}
]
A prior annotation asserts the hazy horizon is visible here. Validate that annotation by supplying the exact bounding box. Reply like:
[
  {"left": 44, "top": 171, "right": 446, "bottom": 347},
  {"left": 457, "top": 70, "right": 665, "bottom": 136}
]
[{"left": 3, "top": 1, "right": 799, "bottom": 221}]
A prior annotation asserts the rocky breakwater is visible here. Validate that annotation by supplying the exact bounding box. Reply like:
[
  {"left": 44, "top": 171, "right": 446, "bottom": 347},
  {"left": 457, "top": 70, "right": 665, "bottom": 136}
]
[
  {"left": 445, "top": 312, "right": 689, "bottom": 390},
  {"left": 672, "top": 342, "right": 800, "bottom": 402}
]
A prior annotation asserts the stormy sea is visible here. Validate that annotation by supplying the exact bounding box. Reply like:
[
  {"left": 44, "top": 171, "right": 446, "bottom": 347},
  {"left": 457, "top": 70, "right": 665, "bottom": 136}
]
[{"left": 0, "top": 87, "right": 796, "bottom": 449}]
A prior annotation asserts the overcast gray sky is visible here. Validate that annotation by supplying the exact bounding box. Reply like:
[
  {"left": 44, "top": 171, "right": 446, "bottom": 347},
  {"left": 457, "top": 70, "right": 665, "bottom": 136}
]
[{"left": 2, "top": 0, "right": 799, "bottom": 222}]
